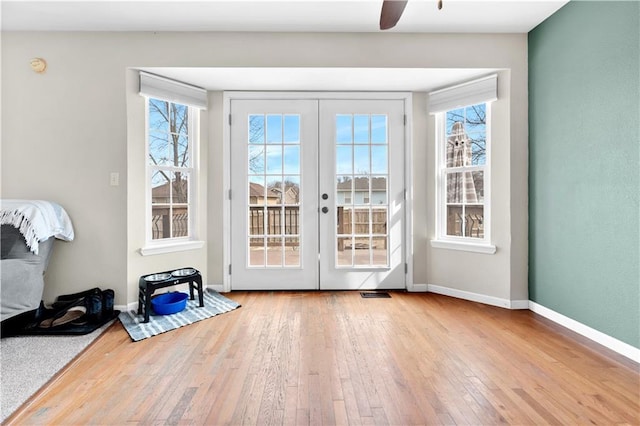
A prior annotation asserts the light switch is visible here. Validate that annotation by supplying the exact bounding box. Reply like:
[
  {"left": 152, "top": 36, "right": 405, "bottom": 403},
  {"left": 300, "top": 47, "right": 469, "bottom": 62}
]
[{"left": 110, "top": 172, "right": 120, "bottom": 186}]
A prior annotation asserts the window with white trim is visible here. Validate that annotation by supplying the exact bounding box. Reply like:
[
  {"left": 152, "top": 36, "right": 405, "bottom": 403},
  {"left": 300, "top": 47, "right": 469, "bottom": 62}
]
[
  {"left": 139, "top": 72, "right": 207, "bottom": 249},
  {"left": 147, "top": 98, "right": 194, "bottom": 241},
  {"left": 430, "top": 75, "right": 496, "bottom": 252},
  {"left": 440, "top": 103, "right": 488, "bottom": 240}
]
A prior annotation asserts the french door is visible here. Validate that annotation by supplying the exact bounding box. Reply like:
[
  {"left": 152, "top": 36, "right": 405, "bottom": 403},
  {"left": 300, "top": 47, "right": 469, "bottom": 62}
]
[{"left": 230, "top": 97, "right": 405, "bottom": 290}]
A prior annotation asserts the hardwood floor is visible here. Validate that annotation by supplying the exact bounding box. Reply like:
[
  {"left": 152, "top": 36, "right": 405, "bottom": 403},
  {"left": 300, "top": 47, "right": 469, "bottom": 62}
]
[{"left": 5, "top": 291, "right": 639, "bottom": 425}]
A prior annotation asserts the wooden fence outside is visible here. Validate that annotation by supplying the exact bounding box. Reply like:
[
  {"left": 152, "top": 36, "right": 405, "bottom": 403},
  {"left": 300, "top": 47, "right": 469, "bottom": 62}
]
[
  {"left": 248, "top": 206, "right": 387, "bottom": 249},
  {"left": 151, "top": 208, "right": 188, "bottom": 240}
]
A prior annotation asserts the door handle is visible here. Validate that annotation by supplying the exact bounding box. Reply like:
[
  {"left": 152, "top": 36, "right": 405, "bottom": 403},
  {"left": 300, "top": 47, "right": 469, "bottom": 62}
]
[{"left": 322, "top": 206, "right": 329, "bottom": 214}]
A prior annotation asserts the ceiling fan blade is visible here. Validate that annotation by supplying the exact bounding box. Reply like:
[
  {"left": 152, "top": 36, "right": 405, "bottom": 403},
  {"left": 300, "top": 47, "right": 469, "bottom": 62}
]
[{"left": 379, "top": 0, "right": 408, "bottom": 30}]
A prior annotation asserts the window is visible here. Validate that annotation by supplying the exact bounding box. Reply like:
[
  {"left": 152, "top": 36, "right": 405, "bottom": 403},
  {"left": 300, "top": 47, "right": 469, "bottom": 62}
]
[
  {"left": 138, "top": 72, "right": 207, "bottom": 254},
  {"left": 147, "top": 98, "right": 194, "bottom": 241},
  {"left": 441, "top": 103, "right": 488, "bottom": 240},
  {"left": 429, "top": 75, "right": 496, "bottom": 253}
]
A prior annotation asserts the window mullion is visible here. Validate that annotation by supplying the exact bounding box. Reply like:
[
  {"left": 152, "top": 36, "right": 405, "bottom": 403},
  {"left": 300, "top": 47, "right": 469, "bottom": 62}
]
[{"left": 445, "top": 165, "right": 484, "bottom": 173}]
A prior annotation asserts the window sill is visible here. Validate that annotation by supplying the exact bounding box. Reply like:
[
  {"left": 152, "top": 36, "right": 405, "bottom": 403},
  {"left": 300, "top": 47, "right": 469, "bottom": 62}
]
[
  {"left": 140, "top": 240, "right": 205, "bottom": 256},
  {"left": 430, "top": 239, "right": 496, "bottom": 254}
]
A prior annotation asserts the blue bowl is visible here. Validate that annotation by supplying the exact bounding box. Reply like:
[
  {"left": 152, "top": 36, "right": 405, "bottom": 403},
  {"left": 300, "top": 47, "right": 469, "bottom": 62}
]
[{"left": 151, "top": 292, "right": 188, "bottom": 315}]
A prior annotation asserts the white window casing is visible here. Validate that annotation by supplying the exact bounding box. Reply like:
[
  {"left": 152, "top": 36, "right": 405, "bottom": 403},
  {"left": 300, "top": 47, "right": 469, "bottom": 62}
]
[
  {"left": 428, "top": 74, "right": 497, "bottom": 114},
  {"left": 430, "top": 75, "right": 497, "bottom": 254},
  {"left": 139, "top": 72, "right": 208, "bottom": 110},
  {"left": 140, "top": 72, "right": 206, "bottom": 255}
]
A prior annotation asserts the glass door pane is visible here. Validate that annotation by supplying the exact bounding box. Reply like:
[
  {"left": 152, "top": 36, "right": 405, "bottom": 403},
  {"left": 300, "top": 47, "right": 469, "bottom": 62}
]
[
  {"left": 247, "top": 114, "right": 301, "bottom": 268},
  {"left": 334, "top": 114, "right": 389, "bottom": 268}
]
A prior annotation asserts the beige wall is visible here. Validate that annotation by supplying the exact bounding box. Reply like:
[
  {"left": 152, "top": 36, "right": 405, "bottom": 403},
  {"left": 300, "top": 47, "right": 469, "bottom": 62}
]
[{"left": 1, "top": 31, "right": 528, "bottom": 307}]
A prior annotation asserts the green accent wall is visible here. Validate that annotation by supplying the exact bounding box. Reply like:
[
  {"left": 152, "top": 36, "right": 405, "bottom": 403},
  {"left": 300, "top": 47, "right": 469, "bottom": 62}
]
[{"left": 529, "top": 1, "right": 640, "bottom": 348}]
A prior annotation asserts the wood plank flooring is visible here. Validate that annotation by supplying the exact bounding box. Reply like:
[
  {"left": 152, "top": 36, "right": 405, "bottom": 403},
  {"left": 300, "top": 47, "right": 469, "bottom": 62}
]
[{"left": 5, "top": 291, "right": 639, "bottom": 425}]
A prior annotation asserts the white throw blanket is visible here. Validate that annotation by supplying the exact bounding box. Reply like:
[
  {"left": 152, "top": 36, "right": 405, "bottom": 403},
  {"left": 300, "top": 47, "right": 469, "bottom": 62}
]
[{"left": 0, "top": 199, "right": 75, "bottom": 255}]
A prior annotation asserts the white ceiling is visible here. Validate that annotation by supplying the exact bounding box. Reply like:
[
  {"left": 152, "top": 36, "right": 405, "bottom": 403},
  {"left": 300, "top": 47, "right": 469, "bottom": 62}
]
[{"left": 2, "top": 0, "right": 568, "bottom": 33}]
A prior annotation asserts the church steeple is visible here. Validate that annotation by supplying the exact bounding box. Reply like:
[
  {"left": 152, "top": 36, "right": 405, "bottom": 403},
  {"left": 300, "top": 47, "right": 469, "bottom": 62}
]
[{"left": 446, "top": 121, "right": 478, "bottom": 204}]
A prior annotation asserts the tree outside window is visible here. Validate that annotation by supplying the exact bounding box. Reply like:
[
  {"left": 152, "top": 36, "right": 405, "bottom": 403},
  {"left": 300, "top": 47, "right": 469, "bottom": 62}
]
[{"left": 148, "top": 98, "right": 192, "bottom": 240}]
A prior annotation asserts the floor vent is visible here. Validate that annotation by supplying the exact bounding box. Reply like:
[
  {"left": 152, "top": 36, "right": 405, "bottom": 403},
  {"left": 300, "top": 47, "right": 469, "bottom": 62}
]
[{"left": 360, "top": 292, "right": 391, "bottom": 299}]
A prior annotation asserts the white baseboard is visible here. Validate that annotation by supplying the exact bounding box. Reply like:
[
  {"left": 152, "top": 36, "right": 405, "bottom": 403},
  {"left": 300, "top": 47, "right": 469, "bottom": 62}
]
[
  {"left": 408, "top": 283, "right": 428, "bottom": 292},
  {"left": 529, "top": 301, "right": 640, "bottom": 364},
  {"left": 207, "top": 283, "right": 225, "bottom": 292},
  {"left": 115, "top": 303, "right": 137, "bottom": 313},
  {"left": 510, "top": 299, "right": 530, "bottom": 310},
  {"left": 427, "top": 284, "right": 529, "bottom": 310}
]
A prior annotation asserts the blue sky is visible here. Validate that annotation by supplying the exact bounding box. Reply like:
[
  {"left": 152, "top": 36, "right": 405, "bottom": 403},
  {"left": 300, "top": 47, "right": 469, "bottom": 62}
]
[{"left": 249, "top": 113, "right": 389, "bottom": 178}]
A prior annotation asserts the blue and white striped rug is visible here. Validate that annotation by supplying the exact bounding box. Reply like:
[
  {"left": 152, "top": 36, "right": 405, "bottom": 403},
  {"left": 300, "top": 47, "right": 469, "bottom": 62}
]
[{"left": 118, "top": 289, "right": 241, "bottom": 342}]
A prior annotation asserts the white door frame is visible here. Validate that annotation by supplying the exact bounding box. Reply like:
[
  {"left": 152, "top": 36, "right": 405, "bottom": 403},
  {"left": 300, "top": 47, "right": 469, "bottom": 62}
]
[{"left": 222, "top": 91, "right": 415, "bottom": 292}]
